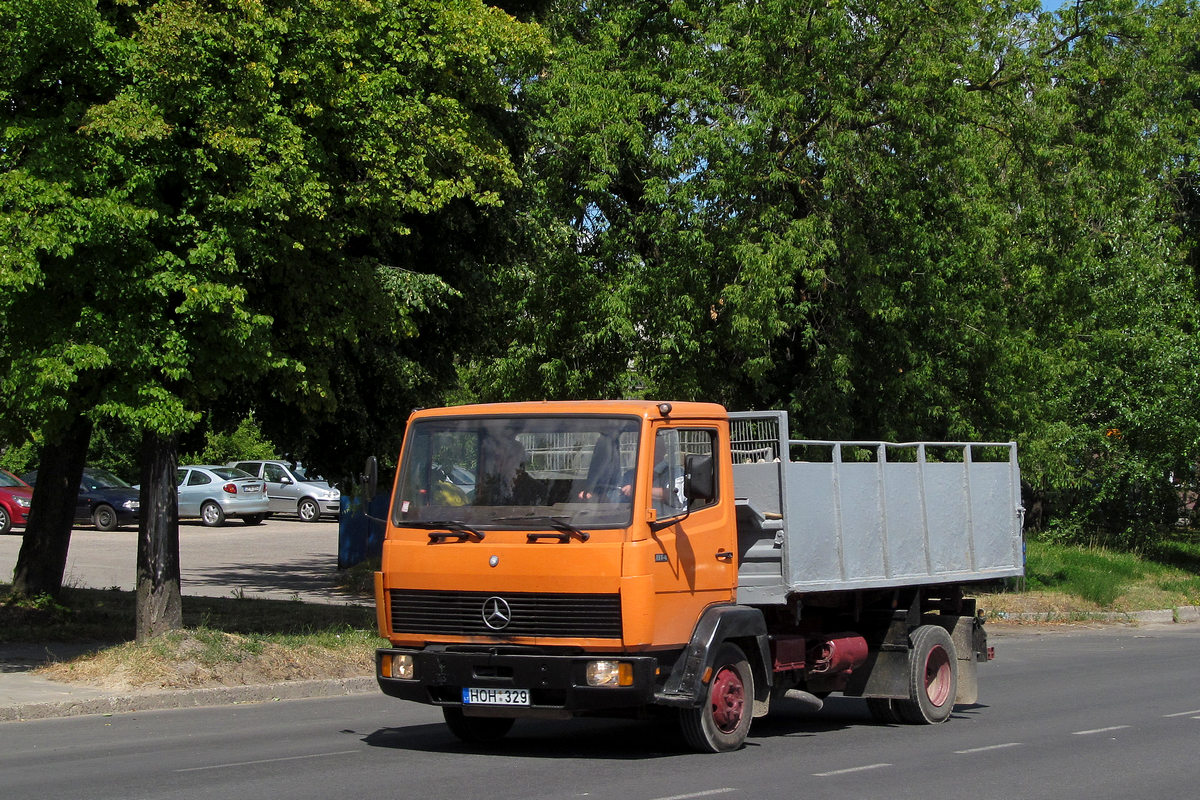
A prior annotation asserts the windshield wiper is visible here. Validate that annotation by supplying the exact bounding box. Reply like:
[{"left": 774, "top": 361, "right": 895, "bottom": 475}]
[
  {"left": 495, "top": 514, "right": 590, "bottom": 543},
  {"left": 405, "top": 520, "right": 486, "bottom": 542}
]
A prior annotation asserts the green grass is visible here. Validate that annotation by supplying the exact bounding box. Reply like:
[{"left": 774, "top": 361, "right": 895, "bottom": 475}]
[
  {"left": 980, "top": 535, "right": 1200, "bottom": 615},
  {"left": 0, "top": 583, "right": 378, "bottom": 644},
  {"left": 1, "top": 583, "right": 386, "bottom": 689}
]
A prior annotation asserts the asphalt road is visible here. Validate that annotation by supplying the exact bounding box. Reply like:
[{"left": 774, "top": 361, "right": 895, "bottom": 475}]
[
  {"left": 0, "top": 517, "right": 358, "bottom": 604},
  {"left": 1, "top": 624, "right": 1197, "bottom": 800}
]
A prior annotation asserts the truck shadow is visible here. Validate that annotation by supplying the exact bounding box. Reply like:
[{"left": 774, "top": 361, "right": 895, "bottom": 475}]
[
  {"left": 362, "top": 697, "right": 990, "bottom": 759},
  {"left": 361, "top": 698, "right": 904, "bottom": 759},
  {"left": 363, "top": 717, "right": 698, "bottom": 760}
]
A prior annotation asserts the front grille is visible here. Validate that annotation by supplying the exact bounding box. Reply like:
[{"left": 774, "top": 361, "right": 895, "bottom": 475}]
[{"left": 389, "top": 589, "right": 622, "bottom": 639}]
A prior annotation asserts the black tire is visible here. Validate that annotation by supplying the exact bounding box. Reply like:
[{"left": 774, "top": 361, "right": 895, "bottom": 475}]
[
  {"left": 866, "top": 697, "right": 904, "bottom": 724},
  {"left": 92, "top": 504, "right": 118, "bottom": 532},
  {"left": 200, "top": 501, "right": 226, "bottom": 527},
  {"left": 895, "top": 624, "right": 957, "bottom": 724},
  {"left": 297, "top": 498, "right": 321, "bottom": 522},
  {"left": 442, "top": 708, "right": 515, "bottom": 743},
  {"left": 241, "top": 513, "right": 266, "bottom": 526},
  {"left": 0, "top": 506, "right": 10, "bottom": 535},
  {"left": 679, "top": 642, "right": 754, "bottom": 753}
]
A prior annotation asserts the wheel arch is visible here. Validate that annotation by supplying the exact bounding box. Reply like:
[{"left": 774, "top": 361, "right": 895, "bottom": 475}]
[{"left": 656, "top": 604, "right": 771, "bottom": 709}]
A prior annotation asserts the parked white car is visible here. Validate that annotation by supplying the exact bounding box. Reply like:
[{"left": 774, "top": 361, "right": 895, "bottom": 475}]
[
  {"left": 226, "top": 460, "right": 340, "bottom": 522},
  {"left": 177, "top": 465, "right": 270, "bottom": 527}
]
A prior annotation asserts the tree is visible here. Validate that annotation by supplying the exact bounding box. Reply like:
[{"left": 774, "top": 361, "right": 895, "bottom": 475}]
[
  {"left": 1, "top": 0, "right": 546, "bottom": 635},
  {"left": 480, "top": 0, "right": 1200, "bottom": 542}
]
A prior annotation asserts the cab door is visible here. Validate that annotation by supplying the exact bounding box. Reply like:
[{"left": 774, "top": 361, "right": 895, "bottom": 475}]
[{"left": 645, "top": 423, "right": 736, "bottom": 642}]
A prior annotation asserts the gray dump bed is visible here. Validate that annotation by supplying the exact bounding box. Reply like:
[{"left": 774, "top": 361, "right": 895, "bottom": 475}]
[{"left": 730, "top": 411, "right": 1025, "bottom": 606}]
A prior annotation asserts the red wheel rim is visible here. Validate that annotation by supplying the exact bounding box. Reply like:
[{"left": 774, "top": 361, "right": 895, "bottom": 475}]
[
  {"left": 710, "top": 665, "right": 746, "bottom": 733},
  {"left": 924, "top": 645, "right": 952, "bottom": 707}
]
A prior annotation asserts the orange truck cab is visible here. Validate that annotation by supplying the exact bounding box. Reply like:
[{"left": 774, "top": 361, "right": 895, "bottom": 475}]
[{"left": 372, "top": 400, "right": 1025, "bottom": 752}]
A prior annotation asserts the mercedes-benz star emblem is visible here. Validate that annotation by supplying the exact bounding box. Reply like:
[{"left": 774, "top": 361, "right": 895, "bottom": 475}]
[{"left": 482, "top": 596, "right": 512, "bottom": 631}]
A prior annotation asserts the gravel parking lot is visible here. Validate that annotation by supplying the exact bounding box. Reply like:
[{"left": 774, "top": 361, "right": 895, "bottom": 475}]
[{"left": 0, "top": 516, "right": 365, "bottom": 605}]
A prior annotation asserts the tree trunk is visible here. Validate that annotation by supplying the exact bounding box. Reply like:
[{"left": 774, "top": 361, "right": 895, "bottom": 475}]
[
  {"left": 135, "top": 430, "right": 182, "bottom": 641},
  {"left": 11, "top": 414, "right": 92, "bottom": 598}
]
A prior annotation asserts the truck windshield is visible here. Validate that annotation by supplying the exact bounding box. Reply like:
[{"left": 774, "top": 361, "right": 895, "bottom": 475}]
[{"left": 392, "top": 416, "right": 641, "bottom": 530}]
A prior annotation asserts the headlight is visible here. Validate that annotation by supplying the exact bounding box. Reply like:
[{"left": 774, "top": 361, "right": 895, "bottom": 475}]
[
  {"left": 124, "top": 500, "right": 140, "bottom": 510},
  {"left": 382, "top": 654, "right": 414, "bottom": 680},
  {"left": 586, "top": 660, "right": 633, "bottom": 687},
  {"left": 15, "top": 496, "right": 31, "bottom": 508}
]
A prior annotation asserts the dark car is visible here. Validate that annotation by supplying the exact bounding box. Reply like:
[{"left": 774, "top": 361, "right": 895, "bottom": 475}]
[
  {"left": 0, "top": 468, "right": 33, "bottom": 535},
  {"left": 22, "top": 467, "right": 140, "bottom": 531}
]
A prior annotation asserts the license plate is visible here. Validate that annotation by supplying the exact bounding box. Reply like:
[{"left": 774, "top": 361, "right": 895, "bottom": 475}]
[
  {"left": 244, "top": 484, "right": 262, "bottom": 493},
  {"left": 462, "top": 687, "right": 530, "bottom": 706}
]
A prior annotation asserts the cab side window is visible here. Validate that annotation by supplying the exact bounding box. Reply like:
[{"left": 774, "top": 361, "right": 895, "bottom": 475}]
[{"left": 652, "top": 428, "right": 718, "bottom": 520}]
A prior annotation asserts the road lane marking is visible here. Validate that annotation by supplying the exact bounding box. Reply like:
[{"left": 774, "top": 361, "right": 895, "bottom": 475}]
[
  {"left": 954, "top": 742, "right": 1024, "bottom": 754},
  {"left": 814, "top": 763, "right": 891, "bottom": 777},
  {"left": 650, "top": 790, "right": 737, "bottom": 800},
  {"left": 1072, "top": 725, "right": 1130, "bottom": 736},
  {"left": 174, "top": 749, "right": 359, "bottom": 773},
  {"left": 1163, "top": 709, "right": 1200, "bottom": 718}
]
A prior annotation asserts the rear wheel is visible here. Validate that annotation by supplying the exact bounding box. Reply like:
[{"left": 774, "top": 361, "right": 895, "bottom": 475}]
[
  {"left": 442, "top": 708, "right": 515, "bottom": 743},
  {"left": 679, "top": 642, "right": 754, "bottom": 752},
  {"left": 241, "top": 513, "right": 266, "bottom": 526},
  {"left": 895, "top": 624, "right": 957, "bottom": 724},
  {"left": 200, "top": 501, "right": 226, "bottom": 527},
  {"left": 92, "top": 504, "right": 118, "bottom": 531},
  {"left": 297, "top": 497, "right": 321, "bottom": 522}
]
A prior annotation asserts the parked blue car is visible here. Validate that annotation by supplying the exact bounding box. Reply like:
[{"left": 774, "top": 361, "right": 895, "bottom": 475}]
[{"left": 22, "top": 467, "right": 141, "bottom": 531}]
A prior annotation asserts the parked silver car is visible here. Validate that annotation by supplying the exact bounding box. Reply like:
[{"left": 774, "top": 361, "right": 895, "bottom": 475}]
[
  {"left": 226, "top": 460, "right": 340, "bottom": 522},
  {"left": 178, "top": 465, "right": 270, "bottom": 527}
]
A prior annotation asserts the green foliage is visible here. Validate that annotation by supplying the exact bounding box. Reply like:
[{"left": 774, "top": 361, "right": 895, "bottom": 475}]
[
  {"left": 1, "top": 0, "right": 548, "bottom": 480},
  {"left": 180, "top": 415, "right": 277, "bottom": 467},
  {"left": 472, "top": 0, "right": 1200, "bottom": 546},
  {"left": 0, "top": 440, "right": 37, "bottom": 477},
  {"left": 5, "top": 0, "right": 1200, "bottom": 552}
]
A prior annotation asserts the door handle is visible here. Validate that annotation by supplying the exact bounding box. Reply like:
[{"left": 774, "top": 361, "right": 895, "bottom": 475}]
[{"left": 716, "top": 550, "right": 734, "bottom": 563}]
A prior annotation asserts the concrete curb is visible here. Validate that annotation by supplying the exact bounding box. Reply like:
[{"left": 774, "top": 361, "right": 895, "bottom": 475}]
[
  {"left": 0, "top": 675, "right": 377, "bottom": 723},
  {"left": 990, "top": 605, "right": 1200, "bottom": 625}
]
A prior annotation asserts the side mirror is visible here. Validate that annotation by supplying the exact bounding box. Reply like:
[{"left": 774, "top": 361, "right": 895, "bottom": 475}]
[
  {"left": 363, "top": 455, "right": 379, "bottom": 497},
  {"left": 684, "top": 454, "right": 715, "bottom": 504}
]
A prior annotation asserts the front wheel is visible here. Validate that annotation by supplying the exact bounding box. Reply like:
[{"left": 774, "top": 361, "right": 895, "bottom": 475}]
[
  {"left": 0, "top": 506, "right": 10, "bottom": 535},
  {"left": 442, "top": 709, "right": 515, "bottom": 743},
  {"left": 241, "top": 513, "right": 266, "bottom": 526},
  {"left": 92, "top": 504, "right": 118, "bottom": 531},
  {"left": 679, "top": 642, "right": 754, "bottom": 752},
  {"left": 297, "top": 498, "right": 321, "bottom": 522},
  {"left": 895, "top": 624, "right": 958, "bottom": 724}
]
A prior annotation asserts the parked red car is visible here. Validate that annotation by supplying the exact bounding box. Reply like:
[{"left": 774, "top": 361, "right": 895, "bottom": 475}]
[{"left": 0, "top": 468, "right": 33, "bottom": 535}]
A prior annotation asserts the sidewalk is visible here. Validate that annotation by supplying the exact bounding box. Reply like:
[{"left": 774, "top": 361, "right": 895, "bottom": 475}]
[
  {"left": 4, "top": 606, "right": 1197, "bottom": 724},
  {"left": 0, "top": 641, "right": 376, "bottom": 722}
]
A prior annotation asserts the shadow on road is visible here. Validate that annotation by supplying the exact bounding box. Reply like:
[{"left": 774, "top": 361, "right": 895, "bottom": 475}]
[{"left": 361, "top": 697, "right": 907, "bottom": 760}]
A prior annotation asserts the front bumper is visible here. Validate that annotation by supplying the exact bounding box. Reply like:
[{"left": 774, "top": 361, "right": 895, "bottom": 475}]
[{"left": 376, "top": 647, "right": 662, "bottom": 717}]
